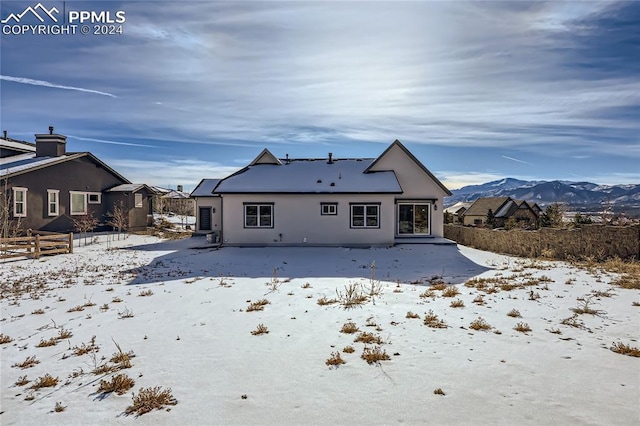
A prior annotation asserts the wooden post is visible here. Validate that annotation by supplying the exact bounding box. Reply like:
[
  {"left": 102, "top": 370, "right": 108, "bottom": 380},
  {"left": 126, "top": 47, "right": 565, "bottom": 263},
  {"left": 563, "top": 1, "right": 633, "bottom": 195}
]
[
  {"left": 34, "top": 234, "right": 40, "bottom": 259},
  {"left": 68, "top": 232, "right": 74, "bottom": 254},
  {"left": 26, "top": 229, "right": 32, "bottom": 253}
]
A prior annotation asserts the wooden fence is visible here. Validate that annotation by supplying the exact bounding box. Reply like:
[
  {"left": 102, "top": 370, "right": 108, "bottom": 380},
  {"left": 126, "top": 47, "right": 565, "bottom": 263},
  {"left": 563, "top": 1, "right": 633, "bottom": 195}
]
[{"left": 0, "top": 230, "right": 73, "bottom": 260}]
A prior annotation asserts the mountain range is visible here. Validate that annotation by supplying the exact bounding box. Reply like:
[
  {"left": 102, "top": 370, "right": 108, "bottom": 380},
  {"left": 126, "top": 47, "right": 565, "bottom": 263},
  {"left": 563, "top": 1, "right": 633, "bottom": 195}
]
[{"left": 445, "top": 178, "right": 640, "bottom": 216}]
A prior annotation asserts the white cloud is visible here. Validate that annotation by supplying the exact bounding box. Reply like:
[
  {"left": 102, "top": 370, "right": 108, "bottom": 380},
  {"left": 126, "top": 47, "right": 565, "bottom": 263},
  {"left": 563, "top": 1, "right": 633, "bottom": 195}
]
[{"left": 0, "top": 75, "right": 117, "bottom": 98}]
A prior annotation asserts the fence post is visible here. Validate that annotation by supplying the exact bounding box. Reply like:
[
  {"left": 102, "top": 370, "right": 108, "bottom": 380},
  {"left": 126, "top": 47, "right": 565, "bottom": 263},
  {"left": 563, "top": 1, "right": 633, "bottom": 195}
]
[
  {"left": 34, "top": 234, "right": 40, "bottom": 259},
  {"left": 69, "top": 232, "right": 74, "bottom": 254}
]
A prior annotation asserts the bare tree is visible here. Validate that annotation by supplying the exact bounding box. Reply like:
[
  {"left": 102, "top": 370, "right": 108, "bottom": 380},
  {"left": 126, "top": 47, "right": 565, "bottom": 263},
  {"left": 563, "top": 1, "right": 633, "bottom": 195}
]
[
  {"left": 72, "top": 211, "right": 99, "bottom": 246},
  {"left": 106, "top": 201, "right": 128, "bottom": 240},
  {"left": 0, "top": 178, "right": 23, "bottom": 241},
  {"left": 174, "top": 198, "right": 194, "bottom": 229}
]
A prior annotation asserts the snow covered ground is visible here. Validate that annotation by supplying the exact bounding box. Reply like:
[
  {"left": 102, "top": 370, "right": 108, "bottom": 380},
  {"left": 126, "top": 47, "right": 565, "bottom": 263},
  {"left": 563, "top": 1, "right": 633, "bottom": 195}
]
[{"left": 1, "top": 235, "right": 638, "bottom": 425}]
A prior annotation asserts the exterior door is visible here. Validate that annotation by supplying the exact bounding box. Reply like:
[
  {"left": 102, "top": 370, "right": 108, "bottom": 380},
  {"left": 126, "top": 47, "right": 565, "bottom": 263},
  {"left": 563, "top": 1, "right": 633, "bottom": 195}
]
[
  {"left": 199, "top": 207, "right": 212, "bottom": 231},
  {"left": 397, "top": 203, "right": 431, "bottom": 235}
]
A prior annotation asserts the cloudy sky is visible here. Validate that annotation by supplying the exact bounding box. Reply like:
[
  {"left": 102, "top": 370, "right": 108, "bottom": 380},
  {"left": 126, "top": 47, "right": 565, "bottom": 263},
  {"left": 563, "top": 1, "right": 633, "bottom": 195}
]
[{"left": 1, "top": 0, "right": 638, "bottom": 191}]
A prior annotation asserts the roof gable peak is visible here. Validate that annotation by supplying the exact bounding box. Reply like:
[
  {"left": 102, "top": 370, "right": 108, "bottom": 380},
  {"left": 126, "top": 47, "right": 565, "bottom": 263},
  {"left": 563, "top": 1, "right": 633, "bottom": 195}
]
[{"left": 250, "top": 148, "right": 282, "bottom": 166}]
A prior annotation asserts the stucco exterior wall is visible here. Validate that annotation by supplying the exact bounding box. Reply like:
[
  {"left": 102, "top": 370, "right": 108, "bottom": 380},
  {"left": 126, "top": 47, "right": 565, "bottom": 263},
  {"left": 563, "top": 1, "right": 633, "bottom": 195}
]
[
  {"left": 221, "top": 194, "right": 396, "bottom": 246},
  {"left": 193, "top": 197, "right": 222, "bottom": 234},
  {"left": 366, "top": 144, "right": 448, "bottom": 238}
]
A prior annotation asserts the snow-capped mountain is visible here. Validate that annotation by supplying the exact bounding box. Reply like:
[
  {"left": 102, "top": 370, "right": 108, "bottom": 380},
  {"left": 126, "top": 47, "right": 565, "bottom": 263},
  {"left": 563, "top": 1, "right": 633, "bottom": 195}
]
[{"left": 446, "top": 178, "right": 640, "bottom": 216}]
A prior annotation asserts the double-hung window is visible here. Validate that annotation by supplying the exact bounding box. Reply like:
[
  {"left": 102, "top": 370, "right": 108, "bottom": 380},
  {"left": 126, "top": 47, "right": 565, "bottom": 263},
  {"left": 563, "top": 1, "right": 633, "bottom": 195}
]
[
  {"left": 244, "top": 204, "right": 273, "bottom": 228},
  {"left": 47, "top": 190, "right": 60, "bottom": 216},
  {"left": 350, "top": 204, "right": 379, "bottom": 228},
  {"left": 70, "top": 191, "right": 88, "bottom": 215},
  {"left": 12, "top": 187, "right": 27, "bottom": 217}
]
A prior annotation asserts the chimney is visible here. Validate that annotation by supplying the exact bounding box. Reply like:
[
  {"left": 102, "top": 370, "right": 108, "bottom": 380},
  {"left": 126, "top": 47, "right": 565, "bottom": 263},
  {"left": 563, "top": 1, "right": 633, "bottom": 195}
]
[
  {"left": 35, "top": 126, "right": 67, "bottom": 157},
  {"left": 2, "top": 130, "right": 7, "bottom": 139},
  {"left": 177, "top": 185, "right": 184, "bottom": 192},
  {"left": 327, "top": 152, "right": 333, "bottom": 164}
]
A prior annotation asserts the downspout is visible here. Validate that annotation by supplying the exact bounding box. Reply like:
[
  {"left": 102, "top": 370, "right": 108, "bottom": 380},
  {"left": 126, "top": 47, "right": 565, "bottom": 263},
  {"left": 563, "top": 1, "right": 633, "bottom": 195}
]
[{"left": 219, "top": 195, "right": 224, "bottom": 247}]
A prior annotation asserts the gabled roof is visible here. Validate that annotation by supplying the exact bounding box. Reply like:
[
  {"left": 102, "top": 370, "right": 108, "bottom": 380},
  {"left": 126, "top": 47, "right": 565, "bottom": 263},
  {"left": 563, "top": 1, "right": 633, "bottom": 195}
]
[
  {"left": 443, "top": 202, "right": 472, "bottom": 214},
  {"left": 215, "top": 158, "right": 402, "bottom": 194},
  {"left": 107, "top": 183, "right": 156, "bottom": 193},
  {"left": 191, "top": 179, "right": 221, "bottom": 197},
  {"left": 1, "top": 138, "right": 36, "bottom": 155},
  {"left": 0, "top": 151, "right": 130, "bottom": 184},
  {"left": 364, "top": 139, "right": 452, "bottom": 196},
  {"left": 463, "top": 197, "right": 512, "bottom": 217},
  {"left": 161, "top": 189, "right": 191, "bottom": 199},
  {"left": 249, "top": 148, "right": 282, "bottom": 166}
]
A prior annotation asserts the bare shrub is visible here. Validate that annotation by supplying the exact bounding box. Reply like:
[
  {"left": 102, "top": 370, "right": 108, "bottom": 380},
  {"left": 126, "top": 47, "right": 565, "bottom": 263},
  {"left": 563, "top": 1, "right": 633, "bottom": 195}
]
[
  {"left": 29, "top": 373, "right": 59, "bottom": 390},
  {"left": 0, "top": 333, "right": 13, "bottom": 344},
  {"left": 361, "top": 346, "right": 390, "bottom": 364},
  {"left": 406, "top": 311, "right": 420, "bottom": 319},
  {"left": 99, "top": 373, "right": 135, "bottom": 395},
  {"left": 363, "top": 261, "right": 384, "bottom": 303},
  {"left": 106, "top": 201, "right": 128, "bottom": 240},
  {"left": 138, "top": 289, "right": 154, "bottom": 297},
  {"left": 514, "top": 322, "right": 531, "bottom": 333},
  {"left": 441, "top": 286, "right": 460, "bottom": 297},
  {"left": 325, "top": 351, "right": 346, "bottom": 367},
  {"left": 507, "top": 309, "right": 521, "bottom": 318},
  {"left": 450, "top": 299, "right": 465, "bottom": 308},
  {"left": 12, "top": 355, "right": 40, "bottom": 369},
  {"left": 469, "top": 317, "right": 491, "bottom": 331},
  {"left": 423, "top": 310, "right": 448, "bottom": 328},
  {"left": 611, "top": 342, "right": 640, "bottom": 357},
  {"left": 73, "top": 336, "right": 99, "bottom": 356},
  {"left": 433, "top": 388, "right": 446, "bottom": 396},
  {"left": 125, "top": 386, "right": 177, "bottom": 417},
  {"left": 118, "top": 307, "right": 134, "bottom": 319},
  {"left": 251, "top": 324, "right": 269, "bottom": 335},
  {"left": 336, "top": 282, "right": 368, "bottom": 309},
  {"left": 15, "top": 375, "right": 29, "bottom": 386},
  {"left": 340, "top": 322, "right": 359, "bottom": 334},
  {"left": 572, "top": 295, "right": 604, "bottom": 316},
  {"left": 57, "top": 327, "right": 73, "bottom": 340}
]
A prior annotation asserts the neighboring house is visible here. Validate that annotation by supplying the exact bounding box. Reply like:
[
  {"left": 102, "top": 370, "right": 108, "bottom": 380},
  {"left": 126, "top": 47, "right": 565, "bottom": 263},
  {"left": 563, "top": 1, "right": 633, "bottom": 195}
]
[
  {"left": 193, "top": 140, "right": 451, "bottom": 246},
  {"left": 443, "top": 201, "right": 472, "bottom": 223},
  {"left": 162, "top": 186, "right": 195, "bottom": 216},
  {"left": 461, "top": 196, "right": 540, "bottom": 228},
  {"left": 1, "top": 128, "right": 155, "bottom": 233}
]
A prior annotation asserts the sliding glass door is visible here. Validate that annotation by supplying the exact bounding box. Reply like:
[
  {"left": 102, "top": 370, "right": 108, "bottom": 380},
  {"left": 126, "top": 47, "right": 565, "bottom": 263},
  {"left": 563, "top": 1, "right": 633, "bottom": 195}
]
[{"left": 397, "top": 203, "right": 431, "bottom": 235}]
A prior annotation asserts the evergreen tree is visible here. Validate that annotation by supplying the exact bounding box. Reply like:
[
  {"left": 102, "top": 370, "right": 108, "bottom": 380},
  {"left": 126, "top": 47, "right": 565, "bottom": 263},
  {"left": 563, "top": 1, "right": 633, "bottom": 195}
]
[{"left": 486, "top": 209, "right": 496, "bottom": 228}]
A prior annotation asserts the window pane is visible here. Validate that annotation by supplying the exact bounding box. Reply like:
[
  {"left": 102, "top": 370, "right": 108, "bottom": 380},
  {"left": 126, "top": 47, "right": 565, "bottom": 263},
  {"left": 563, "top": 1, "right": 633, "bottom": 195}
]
[
  {"left": 71, "top": 193, "right": 85, "bottom": 213},
  {"left": 366, "top": 205, "right": 378, "bottom": 216},
  {"left": 246, "top": 216, "right": 258, "bottom": 227},
  {"left": 260, "top": 215, "right": 272, "bottom": 227},
  {"left": 259, "top": 205, "right": 271, "bottom": 216},
  {"left": 15, "top": 191, "right": 24, "bottom": 202},
  {"left": 352, "top": 205, "right": 364, "bottom": 215},
  {"left": 246, "top": 206, "right": 257, "bottom": 216},
  {"left": 366, "top": 216, "right": 378, "bottom": 227},
  {"left": 135, "top": 193, "right": 143, "bottom": 208}
]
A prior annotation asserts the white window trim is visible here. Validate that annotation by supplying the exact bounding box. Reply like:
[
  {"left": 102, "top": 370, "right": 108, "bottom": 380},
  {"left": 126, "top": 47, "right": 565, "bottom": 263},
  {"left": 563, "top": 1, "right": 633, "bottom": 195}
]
[
  {"left": 321, "top": 203, "right": 338, "bottom": 216},
  {"left": 88, "top": 192, "right": 102, "bottom": 204},
  {"left": 47, "top": 189, "right": 60, "bottom": 216},
  {"left": 244, "top": 204, "right": 274, "bottom": 228},
  {"left": 12, "top": 187, "right": 27, "bottom": 218},
  {"left": 69, "top": 191, "right": 88, "bottom": 215},
  {"left": 350, "top": 204, "right": 380, "bottom": 228}
]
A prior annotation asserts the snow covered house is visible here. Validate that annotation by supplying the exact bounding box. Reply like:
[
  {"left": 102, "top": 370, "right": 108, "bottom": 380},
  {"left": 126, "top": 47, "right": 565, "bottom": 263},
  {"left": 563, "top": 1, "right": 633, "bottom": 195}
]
[
  {"left": 1, "top": 128, "right": 155, "bottom": 233},
  {"left": 192, "top": 140, "right": 451, "bottom": 246}
]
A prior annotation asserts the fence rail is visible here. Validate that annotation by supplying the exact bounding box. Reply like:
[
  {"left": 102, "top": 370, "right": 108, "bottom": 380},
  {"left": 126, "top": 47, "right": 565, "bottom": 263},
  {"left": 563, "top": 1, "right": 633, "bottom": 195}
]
[{"left": 0, "top": 230, "right": 73, "bottom": 260}]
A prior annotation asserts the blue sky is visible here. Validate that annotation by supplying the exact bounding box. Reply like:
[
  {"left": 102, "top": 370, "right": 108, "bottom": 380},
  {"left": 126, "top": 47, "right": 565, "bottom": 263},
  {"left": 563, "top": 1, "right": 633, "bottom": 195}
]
[{"left": 1, "top": 0, "right": 638, "bottom": 191}]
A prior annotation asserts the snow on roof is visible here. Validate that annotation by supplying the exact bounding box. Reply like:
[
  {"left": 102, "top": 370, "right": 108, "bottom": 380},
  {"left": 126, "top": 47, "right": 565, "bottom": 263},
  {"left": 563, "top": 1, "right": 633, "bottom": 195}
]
[
  {"left": 0, "top": 153, "right": 80, "bottom": 177},
  {"left": 0, "top": 138, "right": 36, "bottom": 152},
  {"left": 162, "top": 190, "right": 191, "bottom": 199},
  {"left": 215, "top": 159, "right": 402, "bottom": 194},
  {"left": 443, "top": 202, "right": 472, "bottom": 214},
  {"left": 107, "top": 184, "right": 149, "bottom": 193},
  {"left": 191, "top": 179, "right": 221, "bottom": 197}
]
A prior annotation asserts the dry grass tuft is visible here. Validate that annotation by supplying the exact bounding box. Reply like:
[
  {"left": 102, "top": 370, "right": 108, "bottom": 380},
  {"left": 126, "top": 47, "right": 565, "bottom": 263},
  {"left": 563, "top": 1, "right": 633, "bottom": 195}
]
[
  {"left": 138, "top": 289, "right": 154, "bottom": 297},
  {"left": 29, "top": 373, "right": 59, "bottom": 390},
  {"left": 73, "top": 336, "right": 99, "bottom": 356},
  {"left": 450, "top": 299, "right": 465, "bottom": 308},
  {"left": 507, "top": 309, "right": 521, "bottom": 318},
  {"left": 54, "top": 402, "right": 66, "bottom": 412},
  {"left": 354, "top": 332, "right": 384, "bottom": 345},
  {"left": 36, "top": 337, "right": 58, "bottom": 347},
  {"left": 571, "top": 295, "right": 604, "bottom": 316},
  {"left": 12, "top": 355, "right": 40, "bottom": 369},
  {"left": 125, "top": 386, "right": 177, "bottom": 417},
  {"left": 112, "top": 297, "right": 123, "bottom": 303},
  {"left": 632, "top": 301, "right": 640, "bottom": 307},
  {"left": 423, "top": 310, "right": 448, "bottom": 328},
  {"left": 406, "top": 311, "right": 420, "bottom": 319},
  {"left": 610, "top": 342, "right": 640, "bottom": 357},
  {"left": 361, "top": 346, "right": 391, "bottom": 364},
  {"left": 301, "top": 282, "right": 312, "bottom": 289},
  {"left": 429, "top": 281, "right": 447, "bottom": 291},
  {"left": 317, "top": 296, "right": 338, "bottom": 306},
  {"left": 342, "top": 346, "right": 355, "bottom": 354},
  {"left": 472, "top": 295, "right": 485, "bottom": 305},
  {"left": 560, "top": 314, "right": 584, "bottom": 329},
  {"left": 514, "top": 322, "right": 532, "bottom": 333},
  {"left": 246, "top": 299, "right": 270, "bottom": 312},
  {"left": 433, "top": 388, "right": 446, "bottom": 396},
  {"left": 67, "top": 305, "right": 85, "bottom": 313},
  {"left": 118, "top": 307, "right": 135, "bottom": 319},
  {"left": 340, "top": 322, "right": 359, "bottom": 334},
  {"left": 441, "top": 286, "right": 460, "bottom": 297},
  {"left": 57, "top": 327, "right": 73, "bottom": 340},
  {"left": 469, "top": 317, "right": 491, "bottom": 331},
  {"left": 0, "top": 333, "right": 14, "bottom": 344},
  {"left": 251, "top": 324, "right": 269, "bottom": 335},
  {"left": 325, "top": 351, "right": 346, "bottom": 367},
  {"left": 419, "top": 289, "right": 436, "bottom": 299},
  {"left": 336, "top": 282, "right": 368, "bottom": 309},
  {"left": 15, "top": 375, "right": 30, "bottom": 386},
  {"left": 31, "top": 308, "right": 45, "bottom": 315},
  {"left": 98, "top": 373, "right": 135, "bottom": 395}
]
